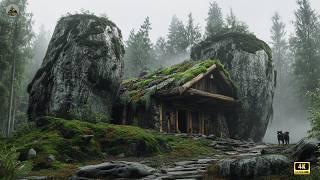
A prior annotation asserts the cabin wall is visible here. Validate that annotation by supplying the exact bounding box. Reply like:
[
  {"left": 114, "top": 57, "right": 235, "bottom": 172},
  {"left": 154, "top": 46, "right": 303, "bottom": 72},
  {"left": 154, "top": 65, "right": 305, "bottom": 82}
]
[
  {"left": 117, "top": 98, "right": 231, "bottom": 138},
  {"left": 158, "top": 101, "right": 230, "bottom": 137},
  {"left": 191, "top": 71, "right": 235, "bottom": 97},
  {"left": 191, "top": 74, "right": 218, "bottom": 94}
]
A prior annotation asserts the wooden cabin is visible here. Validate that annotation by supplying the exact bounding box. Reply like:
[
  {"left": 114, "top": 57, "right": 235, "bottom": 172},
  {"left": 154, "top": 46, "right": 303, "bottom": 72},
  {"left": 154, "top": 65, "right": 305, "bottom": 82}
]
[{"left": 114, "top": 60, "right": 238, "bottom": 138}]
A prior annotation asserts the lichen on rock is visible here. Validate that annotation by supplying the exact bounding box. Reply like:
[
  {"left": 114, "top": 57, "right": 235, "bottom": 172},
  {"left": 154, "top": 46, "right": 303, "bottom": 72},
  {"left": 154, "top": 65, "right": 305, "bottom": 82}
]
[
  {"left": 27, "top": 14, "right": 125, "bottom": 122},
  {"left": 191, "top": 32, "right": 275, "bottom": 142}
]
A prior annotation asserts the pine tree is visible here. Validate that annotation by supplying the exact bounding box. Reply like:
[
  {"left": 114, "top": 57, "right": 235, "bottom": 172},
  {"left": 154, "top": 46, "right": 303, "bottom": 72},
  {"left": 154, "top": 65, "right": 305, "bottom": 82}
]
[
  {"left": 154, "top": 37, "right": 168, "bottom": 66},
  {"left": 124, "top": 17, "right": 155, "bottom": 78},
  {"left": 291, "top": 0, "right": 319, "bottom": 94},
  {"left": 167, "top": 15, "right": 188, "bottom": 55},
  {"left": 185, "top": 13, "right": 201, "bottom": 50},
  {"left": 0, "top": 0, "right": 34, "bottom": 136},
  {"left": 205, "top": 1, "right": 224, "bottom": 37},
  {"left": 225, "top": 8, "right": 249, "bottom": 33},
  {"left": 271, "top": 12, "right": 288, "bottom": 81}
]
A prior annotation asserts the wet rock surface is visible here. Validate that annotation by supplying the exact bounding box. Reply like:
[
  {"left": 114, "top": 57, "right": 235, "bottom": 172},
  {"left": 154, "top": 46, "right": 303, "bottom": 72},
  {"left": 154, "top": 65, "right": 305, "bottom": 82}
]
[
  {"left": 67, "top": 136, "right": 319, "bottom": 180},
  {"left": 217, "top": 154, "right": 290, "bottom": 178},
  {"left": 71, "top": 161, "right": 156, "bottom": 179},
  {"left": 27, "top": 14, "right": 125, "bottom": 122},
  {"left": 191, "top": 32, "right": 275, "bottom": 142}
]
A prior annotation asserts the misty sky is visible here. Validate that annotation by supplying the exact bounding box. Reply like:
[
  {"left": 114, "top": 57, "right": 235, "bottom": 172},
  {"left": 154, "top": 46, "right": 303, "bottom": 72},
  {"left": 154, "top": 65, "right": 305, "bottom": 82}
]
[{"left": 28, "top": 0, "right": 320, "bottom": 44}]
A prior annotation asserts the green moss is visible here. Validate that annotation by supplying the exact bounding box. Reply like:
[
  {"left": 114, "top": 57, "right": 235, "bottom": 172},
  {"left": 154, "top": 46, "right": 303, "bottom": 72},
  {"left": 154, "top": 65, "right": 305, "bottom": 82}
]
[
  {"left": 121, "top": 59, "right": 231, "bottom": 107},
  {"left": 5, "top": 117, "right": 166, "bottom": 169},
  {"left": 191, "top": 32, "right": 272, "bottom": 62},
  {"left": 2, "top": 117, "right": 219, "bottom": 177}
]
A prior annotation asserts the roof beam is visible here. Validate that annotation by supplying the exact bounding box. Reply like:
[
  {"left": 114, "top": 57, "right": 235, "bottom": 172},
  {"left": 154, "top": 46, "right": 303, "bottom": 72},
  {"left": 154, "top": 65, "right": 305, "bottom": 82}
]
[{"left": 186, "top": 88, "right": 235, "bottom": 103}]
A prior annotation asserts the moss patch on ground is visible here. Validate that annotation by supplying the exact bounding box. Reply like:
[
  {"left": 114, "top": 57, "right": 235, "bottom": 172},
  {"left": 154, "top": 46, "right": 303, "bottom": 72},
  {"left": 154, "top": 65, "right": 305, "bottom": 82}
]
[
  {"left": 2, "top": 117, "right": 216, "bottom": 178},
  {"left": 4, "top": 117, "right": 163, "bottom": 169},
  {"left": 121, "top": 59, "right": 231, "bottom": 106}
]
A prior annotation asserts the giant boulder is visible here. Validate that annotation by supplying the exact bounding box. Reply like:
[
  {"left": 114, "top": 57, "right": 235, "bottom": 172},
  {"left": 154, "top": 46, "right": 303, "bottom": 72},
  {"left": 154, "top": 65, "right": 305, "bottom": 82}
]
[
  {"left": 191, "top": 32, "right": 275, "bottom": 141},
  {"left": 28, "top": 14, "right": 125, "bottom": 122}
]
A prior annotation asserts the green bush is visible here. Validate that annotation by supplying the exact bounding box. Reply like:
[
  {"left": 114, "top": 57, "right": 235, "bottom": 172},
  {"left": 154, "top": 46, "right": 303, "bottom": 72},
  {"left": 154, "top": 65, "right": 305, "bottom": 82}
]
[{"left": 0, "top": 146, "right": 32, "bottom": 180}]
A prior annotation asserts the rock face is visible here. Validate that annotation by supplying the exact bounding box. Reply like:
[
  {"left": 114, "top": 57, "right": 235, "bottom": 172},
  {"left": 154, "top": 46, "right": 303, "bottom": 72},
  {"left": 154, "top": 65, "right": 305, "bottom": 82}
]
[
  {"left": 72, "top": 161, "right": 156, "bottom": 179},
  {"left": 28, "top": 14, "right": 125, "bottom": 122},
  {"left": 191, "top": 32, "right": 275, "bottom": 141},
  {"left": 217, "top": 155, "right": 290, "bottom": 178}
]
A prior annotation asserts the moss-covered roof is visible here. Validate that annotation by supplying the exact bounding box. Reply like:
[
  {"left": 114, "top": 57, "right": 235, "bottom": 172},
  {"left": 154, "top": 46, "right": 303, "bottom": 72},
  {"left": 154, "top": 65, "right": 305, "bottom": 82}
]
[
  {"left": 191, "top": 32, "right": 272, "bottom": 61},
  {"left": 121, "top": 59, "right": 231, "bottom": 106}
]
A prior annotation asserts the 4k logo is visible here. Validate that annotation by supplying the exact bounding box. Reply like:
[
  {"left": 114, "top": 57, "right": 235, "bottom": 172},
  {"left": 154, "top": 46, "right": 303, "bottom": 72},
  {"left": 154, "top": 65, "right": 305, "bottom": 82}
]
[{"left": 294, "top": 162, "right": 310, "bottom": 175}]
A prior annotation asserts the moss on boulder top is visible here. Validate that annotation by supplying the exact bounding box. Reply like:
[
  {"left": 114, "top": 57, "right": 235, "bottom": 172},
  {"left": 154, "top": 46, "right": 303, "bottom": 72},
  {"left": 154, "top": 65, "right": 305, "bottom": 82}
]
[
  {"left": 191, "top": 32, "right": 272, "bottom": 62},
  {"left": 121, "top": 59, "right": 231, "bottom": 106}
]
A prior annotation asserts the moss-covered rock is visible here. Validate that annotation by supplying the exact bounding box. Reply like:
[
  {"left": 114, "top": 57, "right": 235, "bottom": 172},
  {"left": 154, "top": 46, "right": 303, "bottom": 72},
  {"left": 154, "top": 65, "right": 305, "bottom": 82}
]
[
  {"left": 27, "top": 14, "right": 125, "bottom": 123},
  {"left": 191, "top": 32, "right": 275, "bottom": 142}
]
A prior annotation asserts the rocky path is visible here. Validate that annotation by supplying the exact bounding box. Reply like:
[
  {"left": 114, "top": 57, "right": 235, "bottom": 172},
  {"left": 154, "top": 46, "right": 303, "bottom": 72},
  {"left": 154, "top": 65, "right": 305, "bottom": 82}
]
[
  {"left": 142, "top": 137, "right": 290, "bottom": 180},
  {"left": 65, "top": 136, "right": 319, "bottom": 180}
]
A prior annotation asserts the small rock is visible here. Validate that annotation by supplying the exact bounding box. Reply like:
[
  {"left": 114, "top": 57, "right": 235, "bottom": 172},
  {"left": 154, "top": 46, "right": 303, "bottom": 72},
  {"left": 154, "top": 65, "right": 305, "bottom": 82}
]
[
  {"left": 24, "top": 176, "right": 47, "bottom": 180},
  {"left": 81, "top": 135, "right": 94, "bottom": 142},
  {"left": 174, "top": 161, "right": 195, "bottom": 166},
  {"left": 224, "top": 151, "right": 238, "bottom": 155},
  {"left": 47, "top": 154, "right": 55, "bottom": 163},
  {"left": 117, "top": 153, "right": 125, "bottom": 158},
  {"left": 28, "top": 148, "right": 37, "bottom": 159},
  {"left": 207, "top": 134, "right": 216, "bottom": 140},
  {"left": 161, "top": 169, "right": 168, "bottom": 174}
]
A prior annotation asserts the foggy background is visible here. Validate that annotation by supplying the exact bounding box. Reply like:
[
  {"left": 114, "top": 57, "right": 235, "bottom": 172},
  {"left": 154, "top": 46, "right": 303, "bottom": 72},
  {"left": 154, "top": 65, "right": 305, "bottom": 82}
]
[
  {"left": 24, "top": 0, "right": 319, "bottom": 143},
  {"left": 27, "top": 0, "right": 320, "bottom": 42}
]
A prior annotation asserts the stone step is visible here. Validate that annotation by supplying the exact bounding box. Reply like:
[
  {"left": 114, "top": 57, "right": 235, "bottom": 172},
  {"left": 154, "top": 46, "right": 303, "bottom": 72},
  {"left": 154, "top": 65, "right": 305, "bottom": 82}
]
[
  {"left": 166, "top": 166, "right": 205, "bottom": 172},
  {"left": 167, "top": 170, "right": 206, "bottom": 177}
]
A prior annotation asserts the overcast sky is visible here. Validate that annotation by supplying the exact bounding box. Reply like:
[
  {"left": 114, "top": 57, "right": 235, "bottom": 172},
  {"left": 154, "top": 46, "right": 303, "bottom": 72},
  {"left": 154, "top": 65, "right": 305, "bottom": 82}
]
[{"left": 27, "top": 0, "right": 320, "bottom": 45}]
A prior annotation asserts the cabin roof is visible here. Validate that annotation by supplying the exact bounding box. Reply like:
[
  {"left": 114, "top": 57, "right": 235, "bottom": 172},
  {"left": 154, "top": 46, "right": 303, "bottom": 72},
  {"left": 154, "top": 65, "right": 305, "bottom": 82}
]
[{"left": 121, "top": 59, "right": 235, "bottom": 106}]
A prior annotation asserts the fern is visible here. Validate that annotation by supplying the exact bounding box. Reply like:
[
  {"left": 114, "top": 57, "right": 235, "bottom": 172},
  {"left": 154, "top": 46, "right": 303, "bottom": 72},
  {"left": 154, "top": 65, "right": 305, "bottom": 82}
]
[{"left": 0, "top": 146, "right": 32, "bottom": 180}]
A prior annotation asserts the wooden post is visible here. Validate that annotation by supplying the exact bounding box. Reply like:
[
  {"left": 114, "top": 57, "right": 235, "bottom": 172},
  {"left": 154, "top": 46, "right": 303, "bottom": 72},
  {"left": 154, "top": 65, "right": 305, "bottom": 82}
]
[
  {"left": 202, "top": 116, "right": 205, "bottom": 135},
  {"left": 198, "top": 113, "right": 202, "bottom": 135},
  {"left": 190, "top": 112, "right": 193, "bottom": 134},
  {"left": 176, "top": 110, "right": 179, "bottom": 133},
  {"left": 159, "top": 104, "right": 163, "bottom": 132},
  {"left": 186, "top": 112, "right": 189, "bottom": 133},
  {"left": 170, "top": 112, "right": 174, "bottom": 132},
  {"left": 167, "top": 113, "right": 170, "bottom": 133}
]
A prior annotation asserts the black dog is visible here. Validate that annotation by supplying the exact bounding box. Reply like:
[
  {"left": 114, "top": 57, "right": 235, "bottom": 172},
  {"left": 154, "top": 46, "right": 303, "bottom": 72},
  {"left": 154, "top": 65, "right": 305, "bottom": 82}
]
[
  {"left": 277, "top": 131, "right": 290, "bottom": 145},
  {"left": 277, "top": 131, "right": 284, "bottom": 145},
  {"left": 283, "top": 132, "right": 289, "bottom": 144}
]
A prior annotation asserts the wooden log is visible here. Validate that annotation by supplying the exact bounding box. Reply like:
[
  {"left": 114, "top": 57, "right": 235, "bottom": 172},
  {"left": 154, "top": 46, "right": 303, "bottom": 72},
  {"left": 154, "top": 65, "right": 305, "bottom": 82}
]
[
  {"left": 159, "top": 104, "right": 163, "bottom": 132},
  {"left": 186, "top": 88, "right": 235, "bottom": 103},
  {"left": 179, "top": 64, "right": 217, "bottom": 94}
]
